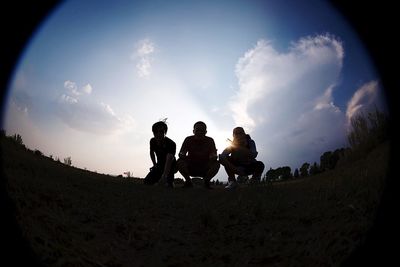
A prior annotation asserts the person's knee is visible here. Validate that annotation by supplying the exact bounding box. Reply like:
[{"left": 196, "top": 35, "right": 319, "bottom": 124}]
[
  {"left": 252, "top": 161, "right": 265, "bottom": 179},
  {"left": 213, "top": 161, "right": 220, "bottom": 172},
  {"left": 207, "top": 160, "right": 220, "bottom": 178},
  {"left": 219, "top": 155, "right": 227, "bottom": 165},
  {"left": 256, "top": 161, "right": 265, "bottom": 172},
  {"left": 219, "top": 155, "right": 233, "bottom": 167},
  {"left": 176, "top": 158, "right": 187, "bottom": 171}
]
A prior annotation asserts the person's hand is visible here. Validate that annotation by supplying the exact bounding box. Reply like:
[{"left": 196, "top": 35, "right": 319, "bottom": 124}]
[
  {"left": 150, "top": 164, "right": 157, "bottom": 171},
  {"left": 209, "top": 153, "right": 218, "bottom": 160}
]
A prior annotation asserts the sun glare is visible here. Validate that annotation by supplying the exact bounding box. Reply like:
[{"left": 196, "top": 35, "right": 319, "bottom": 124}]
[{"left": 226, "top": 138, "right": 233, "bottom": 148}]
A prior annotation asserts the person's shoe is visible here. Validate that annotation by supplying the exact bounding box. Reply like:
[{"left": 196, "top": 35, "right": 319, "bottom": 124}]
[
  {"left": 166, "top": 182, "right": 175, "bottom": 188},
  {"left": 156, "top": 178, "right": 167, "bottom": 187},
  {"left": 249, "top": 177, "right": 260, "bottom": 185},
  {"left": 183, "top": 180, "right": 193, "bottom": 188},
  {"left": 204, "top": 180, "right": 213, "bottom": 189},
  {"left": 237, "top": 175, "right": 249, "bottom": 184},
  {"left": 225, "top": 180, "right": 238, "bottom": 189}
]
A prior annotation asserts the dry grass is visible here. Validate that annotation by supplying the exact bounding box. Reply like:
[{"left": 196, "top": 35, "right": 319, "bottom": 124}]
[{"left": 2, "top": 137, "right": 390, "bottom": 266}]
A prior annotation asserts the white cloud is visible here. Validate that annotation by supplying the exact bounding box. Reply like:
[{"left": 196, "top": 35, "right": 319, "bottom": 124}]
[
  {"left": 64, "top": 81, "right": 93, "bottom": 95},
  {"left": 132, "top": 39, "right": 155, "bottom": 78},
  {"left": 60, "top": 94, "right": 78, "bottom": 104},
  {"left": 136, "top": 57, "right": 152, "bottom": 78},
  {"left": 137, "top": 39, "right": 155, "bottom": 56},
  {"left": 82, "top": 84, "right": 93, "bottom": 94},
  {"left": 56, "top": 81, "right": 135, "bottom": 135},
  {"left": 64, "top": 80, "right": 80, "bottom": 95},
  {"left": 314, "top": 85, "right": 340, "bottom": 112},
  {"left": 346, "top": 80, "right": 379, "bottom": 122},
  {"left": 230, "top": 34, "right": 346, "bottom": 169}
]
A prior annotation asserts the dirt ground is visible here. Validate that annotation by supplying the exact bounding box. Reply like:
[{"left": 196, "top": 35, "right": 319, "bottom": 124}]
[{"left": 2, "top": 140, "right": 390, "bottom": 266}]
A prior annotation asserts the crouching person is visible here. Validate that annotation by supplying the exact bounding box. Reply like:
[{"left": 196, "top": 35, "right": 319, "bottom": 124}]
[
  {"left": 220, "top": 127, "right": 264, "bottom": 189},
  {"left": 176, "top": 121, "right": 220, "bottom": 189},
  {"left": 144, "top": 120, "right": 176, "bottom": 187}
]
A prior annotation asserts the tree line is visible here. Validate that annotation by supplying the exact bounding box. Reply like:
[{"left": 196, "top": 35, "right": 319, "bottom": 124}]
[{"left": 263, "top": 108, "right": 389, "bottom": 182}]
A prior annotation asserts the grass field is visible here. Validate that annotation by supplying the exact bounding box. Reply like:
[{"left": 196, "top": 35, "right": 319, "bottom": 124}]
[{"left": 1, "top": 136, "right": 391, "bottom": 266}]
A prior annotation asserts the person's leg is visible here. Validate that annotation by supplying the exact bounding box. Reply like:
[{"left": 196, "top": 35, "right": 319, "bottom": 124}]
[
  {"left": 219, "top": 156, "right": 237, "bottom": 181},
  {"left": 202, "top": 160, "right": 220, "bottom": 188},
  {"left": 176, "top": 158, "right": 193, "bottom": 186},
  {"left": 166, "top": 161, "right": 177, "bottom": 187},
  {"left": 204, "top": 160, "right": 220, "bottom": 181},
  {"left": 143, "top": 166, "right": 162, "bottom": 185},
  {"left": 251, "top": 161, "right": 265, "bottom": 180}
]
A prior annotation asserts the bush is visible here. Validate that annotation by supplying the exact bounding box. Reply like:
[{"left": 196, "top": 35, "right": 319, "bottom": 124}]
[
  {"left": 347, "top": 108, "right": 389, "bottom": 157},
  {"left": 64, "top": 157, "right": 72, "bottom": 166}
]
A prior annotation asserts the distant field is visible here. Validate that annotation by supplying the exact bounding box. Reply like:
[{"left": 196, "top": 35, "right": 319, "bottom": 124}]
[{"left": 2, "top": 137, "right": 390, "bottom": 266}]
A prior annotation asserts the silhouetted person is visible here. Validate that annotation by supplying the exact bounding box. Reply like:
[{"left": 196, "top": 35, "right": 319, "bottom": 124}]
[
  {"left": 143, "top": 120, "right": 176, "bottom": 187},
  {"left": 176, "top": 121, "right": 220, "bottom": 189},
  {"left": 220, "top": 127, "right": 264, "bottom": 189}
]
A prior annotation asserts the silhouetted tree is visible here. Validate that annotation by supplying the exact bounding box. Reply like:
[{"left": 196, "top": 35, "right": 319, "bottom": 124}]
[
  {"left": 277, "top": 166, "right": 292, "bottom": 180},
  {"left": 12, "top": 134, "right": 23, "bottom": 146},
  {"left": 309, "top": 162, "right": 321, "bottom": 175},
  {"left": 64, "top": 157, "right": 72, "bottom": 166},
  {"left": 293, "top": 168, "right": 299, "bottom": 178},
  {"left": 265, "top": 166, "right": 292, "bottom": 181},
  {"left": 265, "top": 168, "right": 277, "bottom": 181},
  {"left": 347, "top": 108, "right": 389, "bottom": 154},
  {"left": 320, "top": 151, "right": 332, "bottom": 171},
  {"left": 300, "top": 162, "right": 310, "bottom": 177},
  {"left": 320, "top": 148, "right": 345, "bottom": 171},
  {"left": 34, "top": 150, "right": 43, "bottom": 157}
]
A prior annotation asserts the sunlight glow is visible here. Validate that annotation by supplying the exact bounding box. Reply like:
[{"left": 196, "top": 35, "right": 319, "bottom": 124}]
[{"left": 2, "top": 0, "right": 386, "bottom": 180}]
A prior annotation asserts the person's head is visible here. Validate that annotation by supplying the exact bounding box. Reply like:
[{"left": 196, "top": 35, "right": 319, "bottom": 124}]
[
  {"left": 152, "top": 121, "right": 168, "bottom": 141},
  {"left": 193, "top": 121, "right": 207, "bottom": 138},
  {"left": 232, "top": 127, "right": 247, "bottom": 146}
]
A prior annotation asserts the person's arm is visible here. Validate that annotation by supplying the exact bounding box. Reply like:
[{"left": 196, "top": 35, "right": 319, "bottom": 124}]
[
  {"left": 150, "top": 139, "right": 157, "bottom": 167},
  {"left": 209, "top": 139, "right": 218, "bottom": 160},
  {"left": 219, "top": 146, "right": 232, "bottom": 160},
  {"left": 150, "top": 151, "right": 156, "bottom": 166},
  {"left": 248, "top": 139, "right": 258, "bottom": 159},
  {"left": 162, "top": 139, "right": 176, "bottom": 178},
  {"left": 162, "top": 153, "right": 174, "bottom": 178},
  {"left": 178, "top": 137, "right": 188, "bottom": 159}
]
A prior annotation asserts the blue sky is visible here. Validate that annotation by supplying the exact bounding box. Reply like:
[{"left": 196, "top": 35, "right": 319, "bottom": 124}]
[{"left": 3, "top": 0, "right": 387, "bottom": 180}]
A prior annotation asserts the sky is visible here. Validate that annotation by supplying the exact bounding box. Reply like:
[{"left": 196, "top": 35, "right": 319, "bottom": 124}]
[{"left": 2, "top": 0, "right": 388, "bottom": 180}]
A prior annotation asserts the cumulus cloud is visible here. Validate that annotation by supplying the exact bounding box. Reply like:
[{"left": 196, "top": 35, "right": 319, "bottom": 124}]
[
  {"left": 82, "top": 84, "right": 93, "bottom": 94},
  {"left": 230, "top": 34, "right": 346, "bottom": 168},
  {"left": 346, "top": 80, "right": 379, "bottom": 122},
  {"left": 131, "top": 39, "right": 155, "bottom": 78},
  {"left": 63, "top": 80, "right": 92, "bottom": 95},
  {"left": 56, "top": 81, "right": 135, "bottom": 135}
]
